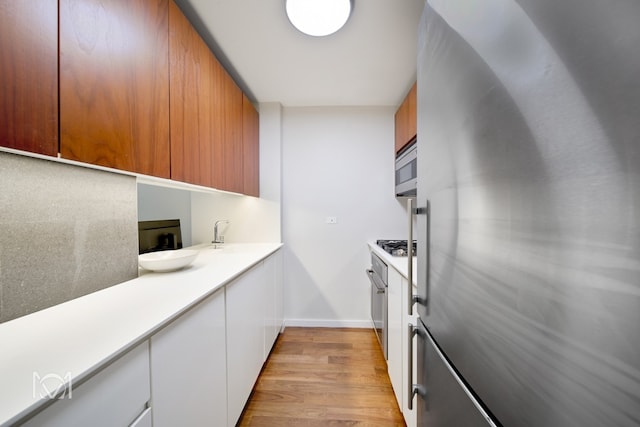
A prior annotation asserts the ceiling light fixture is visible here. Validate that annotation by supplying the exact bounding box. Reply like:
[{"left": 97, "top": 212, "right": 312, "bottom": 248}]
[{"left": 285, "top": 0, "right": 353, "bottom": 37}]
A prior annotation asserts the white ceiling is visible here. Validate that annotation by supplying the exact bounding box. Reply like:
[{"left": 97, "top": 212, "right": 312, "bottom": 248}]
[{"left": 174, "top": 0, "right": 426, "bottom": 107}]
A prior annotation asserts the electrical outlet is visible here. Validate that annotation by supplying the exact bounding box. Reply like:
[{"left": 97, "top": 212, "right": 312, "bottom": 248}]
[{"left": 325, "top": 216, "right": 338, "bottom": 224}]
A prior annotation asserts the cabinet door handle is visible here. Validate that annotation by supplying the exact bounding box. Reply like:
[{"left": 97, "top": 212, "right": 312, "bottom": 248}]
[{"left": 366, "top": 269, "right": 385, "bottom": 294}]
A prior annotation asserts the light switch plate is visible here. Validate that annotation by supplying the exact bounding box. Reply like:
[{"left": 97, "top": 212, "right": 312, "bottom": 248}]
[{"left": 325, "top": 216, "right": 338, "bottom": 224}]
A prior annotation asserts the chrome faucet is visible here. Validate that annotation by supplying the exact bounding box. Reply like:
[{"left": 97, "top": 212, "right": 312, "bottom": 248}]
[{"left": 213, "top": 220, "right": 229, "bottom": 244}]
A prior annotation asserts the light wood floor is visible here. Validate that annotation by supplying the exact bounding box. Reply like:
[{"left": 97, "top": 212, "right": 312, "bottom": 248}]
[{"left": 237, "top": 327, "right": 405, "bottom": 426}]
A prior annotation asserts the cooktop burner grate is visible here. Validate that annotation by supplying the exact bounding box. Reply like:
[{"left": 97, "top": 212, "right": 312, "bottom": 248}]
[{"left": 376, "top": 239, "right": 417, "bottom": 257}]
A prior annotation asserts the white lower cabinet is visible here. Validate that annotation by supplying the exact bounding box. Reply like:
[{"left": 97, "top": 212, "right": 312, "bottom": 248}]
[
  {"left": 274, "top": 250, "right": 284, "bottom": 338},
  {"left": 386, "top": 261, "right": 418, "bottom": 427},
  {"left": 387, "top": 267, "right": 403, "bottom": 406},
  {"left": 23, "top": 249, "right": 284, "bottom": 427},
  {"left": 150, "top": 288, "right": 227, "bottom": 427},
  {"left": 226, "top": 250, "right": 283, "bottom": 426},
  {"left": 226, "top": 262, "right": 267, "bottom": 427},
  {"left": 24, "top": 341, "right": 151, "bottom": 427},
  {"left": 402, "top": 278, "right": 418, "bottom": 427},
  {"left": 263, "top": 250, "right": 283, "bottom": 359},
  {"left": 151, "top": 249, "right": 282, "bottom": 427}
]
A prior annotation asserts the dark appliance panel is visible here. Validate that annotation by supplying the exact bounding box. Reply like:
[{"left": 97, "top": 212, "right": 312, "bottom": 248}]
[
  {"left": 138, "top": 219, "right": 183, "bottom": 254},
  {"left": 416, "top": 319, "right": 493, "bottom": 427}
]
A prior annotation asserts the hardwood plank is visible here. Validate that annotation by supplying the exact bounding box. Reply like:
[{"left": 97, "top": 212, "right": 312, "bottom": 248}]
[
  {"left": 238, "top": 327, "right": 405, "bottom": 426},
  {"left": 254, "top": 379, "right": 395, "bottom": 396},
  {"left": 242, "top": 402, "right": 404, "bottom": 426}
]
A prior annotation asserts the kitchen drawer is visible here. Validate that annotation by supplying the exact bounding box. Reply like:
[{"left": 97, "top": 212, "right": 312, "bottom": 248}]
[{"left": 24, "top": 341, "right": 150, "bottom": 427}]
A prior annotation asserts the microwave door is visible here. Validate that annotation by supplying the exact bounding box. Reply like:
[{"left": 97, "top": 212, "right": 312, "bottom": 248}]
[{"left": 396, "top": 143, "right": 418, "bottom": 196}]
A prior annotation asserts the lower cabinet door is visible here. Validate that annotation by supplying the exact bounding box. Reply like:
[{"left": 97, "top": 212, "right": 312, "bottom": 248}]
[
  {"left": 263, "top": 250, "right": 283, "bottom": 358},
  {"left": 402, "top": 279, "right": 418, "bottom": 427},
  {"left": 226, "top": 262, "right": 266, "bottom": 427},
  {"left": 150, "top": 289, "right": 227, "bottom": 427},
  {"left": 24, "top": 341, "right": 150, "bottom": 427},
  {"left": 387, "top": 267, "right": 403, "bottom": 405}
]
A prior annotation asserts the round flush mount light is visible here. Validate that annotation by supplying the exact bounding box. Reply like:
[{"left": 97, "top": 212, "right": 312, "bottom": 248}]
[{"left": 285, "top": 0, "right": 353, "bottom": 37}]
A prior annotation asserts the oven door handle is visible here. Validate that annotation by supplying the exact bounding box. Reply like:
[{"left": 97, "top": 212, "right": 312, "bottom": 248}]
[{"left": 366, "top": 269, "right": 386, "bottom": 294}]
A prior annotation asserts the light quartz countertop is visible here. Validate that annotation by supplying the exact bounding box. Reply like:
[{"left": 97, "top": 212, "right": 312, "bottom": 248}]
[
  {"left": 0, "top": 242, "right": 282, "bottom": 427},
  {"left": 367, "top": 240, "right": 417, "bottom": 286}
]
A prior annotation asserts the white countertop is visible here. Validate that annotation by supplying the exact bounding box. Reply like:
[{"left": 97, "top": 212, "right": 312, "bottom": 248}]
[
  {"left": 0, "top": 242, "right": 282, "bottom": 426},
  {"left": 367, "top": 240, "right": 417, "bottom": 286}
]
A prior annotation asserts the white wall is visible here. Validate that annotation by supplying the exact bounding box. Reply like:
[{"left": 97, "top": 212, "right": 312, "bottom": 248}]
[
  {"left": 191, "top": 192, "right": 280, "bottom": 244},
  {"left": 282, "top": 107, "right": 408, "bottom": 327}
]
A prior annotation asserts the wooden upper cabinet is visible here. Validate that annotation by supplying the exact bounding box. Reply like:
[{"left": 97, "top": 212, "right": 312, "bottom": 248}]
[
  {"left": 242, "top": 94, "right": 260, "bottom": 197},
  {"left": 170, "top": 1, "right": 248, "bottom": 195},
  {"left": 0, "top": 0, "right": 58, "bottom": 157},
  {"left": 169, "top": 1, "right": 212, "bottom": 187},
  {"left": 211, "top": 57, "right": 244, "bottom": 194},
  {"left": 394, "top": 82, "right": 417, "bottom": 153},
  {"left": 59, "top": 0, "right": 171, "bottom": 178}
]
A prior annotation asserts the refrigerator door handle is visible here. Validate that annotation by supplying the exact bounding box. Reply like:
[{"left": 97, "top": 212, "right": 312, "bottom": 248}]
[
  {"left": 408, "top": 198, "right": 424, "bottom": 315},
  {"left": 408, "top": 323, "right": 417, "bottom": 410},
  {"left": 407, "top": 198, "right": 416, "bottom": 315},
  {"left": 408, "top": 323, "right": 427, "bottom": 410},
  {"left": 412, "top": 200, "right": 430, "bottom": 312}
]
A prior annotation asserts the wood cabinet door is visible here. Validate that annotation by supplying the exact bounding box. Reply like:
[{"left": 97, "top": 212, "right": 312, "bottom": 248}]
[
  {"left": 394, "top": 97, "right": 406, "bottom": 153},
  {"left": 407, "top": 82, "right": 417, "bottom": 144},
  {"left": 59, "top": 0, "right": 170, "bottom": 178},
  {"left": 242, "top": 94, "right": 260, "bottom": 197},
  {"left": 169, "top": 0, "right": 212, "bottom": 187},
  {"left": 211, "top": 57, "right": 244, "bottom": 194},
  {"left": 395, "top": 82, "right": 417, "bottom": 154},
  {"left": 0, "top": 0, "right": 58, "bottom": 156}
]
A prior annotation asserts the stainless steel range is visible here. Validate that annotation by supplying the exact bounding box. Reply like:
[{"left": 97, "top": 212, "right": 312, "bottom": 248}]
[
  {"left": 366, "top": 252, "right": 388, "bottom": 358},
  {"left": 376, "top": 239, "right": 417, "bottom": 257}
]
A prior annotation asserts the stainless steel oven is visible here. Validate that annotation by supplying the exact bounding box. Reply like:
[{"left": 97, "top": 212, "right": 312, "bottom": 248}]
[{"left": 367, "top": 252, "right": 388, "bottom": 358}]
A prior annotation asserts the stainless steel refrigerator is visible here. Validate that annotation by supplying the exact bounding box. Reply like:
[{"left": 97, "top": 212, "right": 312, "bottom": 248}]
[{"left": 414, "top": 0, "right": 640, "bottom": 426}]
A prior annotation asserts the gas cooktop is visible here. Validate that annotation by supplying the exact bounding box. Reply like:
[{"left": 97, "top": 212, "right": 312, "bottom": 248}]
[{"left": 376, "top": 239, "right": 417, "bottom": 257}]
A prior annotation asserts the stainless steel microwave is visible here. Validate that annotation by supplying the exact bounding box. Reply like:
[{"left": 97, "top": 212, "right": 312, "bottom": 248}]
[{"left": 395, "top": 140, "right": 417, "bottom": 197}]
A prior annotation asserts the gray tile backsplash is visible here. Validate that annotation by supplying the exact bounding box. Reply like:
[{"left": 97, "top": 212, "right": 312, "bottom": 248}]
[{"left": 0, "top": 152, "right": 138, "bottom": 323}]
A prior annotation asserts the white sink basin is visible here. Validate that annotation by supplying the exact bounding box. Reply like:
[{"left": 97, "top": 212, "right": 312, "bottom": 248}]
[{"left": 139, "top": 249, "right": 199, "bottom": 272}]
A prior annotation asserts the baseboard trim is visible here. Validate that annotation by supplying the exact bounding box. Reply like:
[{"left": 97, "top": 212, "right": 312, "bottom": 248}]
[{"left": 283, "top": 319, "right": 373, "bottom": 328}]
